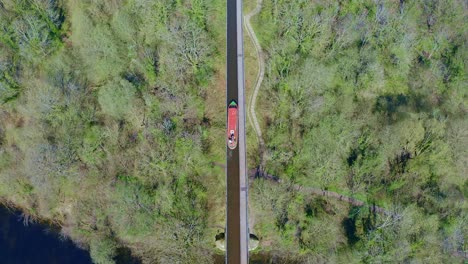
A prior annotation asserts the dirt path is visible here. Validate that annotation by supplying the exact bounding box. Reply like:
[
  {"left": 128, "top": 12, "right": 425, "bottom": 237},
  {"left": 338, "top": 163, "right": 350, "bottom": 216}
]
[
  {"left": 245, "top": 0, "right": 266, "bottom": 168},
  {"left": 248, "top": 167, "right": 392, "bottom": 215}
]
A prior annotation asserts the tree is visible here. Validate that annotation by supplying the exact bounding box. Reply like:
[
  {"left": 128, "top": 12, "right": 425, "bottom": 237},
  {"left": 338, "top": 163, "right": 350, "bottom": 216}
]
[{"left": 98, "top": 78, "right": 136, "bottom": 120}]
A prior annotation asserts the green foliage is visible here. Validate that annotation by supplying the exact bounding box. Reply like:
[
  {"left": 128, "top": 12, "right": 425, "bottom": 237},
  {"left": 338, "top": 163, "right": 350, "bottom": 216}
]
[
  {"left": 0, "top": 61, "right": 19, "bottom": 103},
  {"left": 108, "top": 176, "right": 156, "bottom": 237},
  {"left": 79, "top": 125, "right": 106, "bottom": 166},
  {"left": 73, "top": 22, "right": 124, "bottom": 84},
  {"left": 89, "top": 237, "right": 118, "bottom": 264},
  {"left": 2, "top": 0, "right": 64, "bottom": 63},
  {"left": 98, "top": 79, "right": 136, "bottom": 120}
]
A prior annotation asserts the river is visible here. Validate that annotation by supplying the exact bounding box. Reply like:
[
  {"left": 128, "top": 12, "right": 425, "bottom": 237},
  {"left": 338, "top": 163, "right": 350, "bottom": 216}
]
[
  {"left": 0, "top": 205, "right": 140, "bottom": 264},
  {"left": 0, "top": 205, "right": 92, "bottom": 263}
]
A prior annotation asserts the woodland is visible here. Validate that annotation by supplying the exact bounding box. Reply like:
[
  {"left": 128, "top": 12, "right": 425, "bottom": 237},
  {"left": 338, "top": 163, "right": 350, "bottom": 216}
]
[{"left": 0, "top": 0, "right": 466, "bottom": 263}]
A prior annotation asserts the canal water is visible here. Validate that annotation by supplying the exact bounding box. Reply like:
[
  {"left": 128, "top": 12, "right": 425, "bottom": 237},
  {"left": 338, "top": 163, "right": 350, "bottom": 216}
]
[{"left": 0, "top": 205, "right": 140, "bottom": 264}]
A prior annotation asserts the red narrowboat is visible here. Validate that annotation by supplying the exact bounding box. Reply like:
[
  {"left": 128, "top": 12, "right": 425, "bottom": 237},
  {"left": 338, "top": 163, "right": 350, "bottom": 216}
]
[{"left": 227, "top": 100, "right": 238, "bottom": 150}]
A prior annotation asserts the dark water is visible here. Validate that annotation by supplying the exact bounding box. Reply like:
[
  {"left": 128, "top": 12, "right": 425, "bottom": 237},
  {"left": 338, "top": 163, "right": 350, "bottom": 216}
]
[
  {"left": 0, "top": 206, "right": 93, "bottom": 264},
  {"left": 0, "top": 206, "right": 141, "bottom": 264}
]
